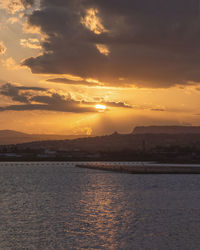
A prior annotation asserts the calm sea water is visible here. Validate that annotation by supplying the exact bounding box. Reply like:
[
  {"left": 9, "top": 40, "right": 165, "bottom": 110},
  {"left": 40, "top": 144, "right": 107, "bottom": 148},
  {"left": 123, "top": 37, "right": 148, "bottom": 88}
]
[{"left": 1, "top": 162, "right": 200, "bottom": 250}]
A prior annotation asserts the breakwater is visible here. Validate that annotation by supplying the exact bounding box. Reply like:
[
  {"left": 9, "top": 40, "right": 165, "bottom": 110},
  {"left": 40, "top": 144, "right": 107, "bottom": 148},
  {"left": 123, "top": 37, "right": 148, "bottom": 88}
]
[{"left": 76, "top": 163, "right": 200, "bottom": 174}]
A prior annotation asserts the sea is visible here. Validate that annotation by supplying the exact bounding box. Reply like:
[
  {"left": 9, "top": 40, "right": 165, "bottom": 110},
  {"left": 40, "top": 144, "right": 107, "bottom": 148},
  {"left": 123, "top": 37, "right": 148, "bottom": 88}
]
[{"left": 1, "top": 161, "right": 200, "bottom": 250}]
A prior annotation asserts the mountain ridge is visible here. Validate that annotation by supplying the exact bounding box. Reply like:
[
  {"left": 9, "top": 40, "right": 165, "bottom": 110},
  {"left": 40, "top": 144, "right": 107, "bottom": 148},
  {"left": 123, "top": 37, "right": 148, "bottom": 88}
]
[
  {"left": 0, "top": 130, "right": 91, "bottom": 145},
  {"left": 133, "top": 126, "right": 200, "bottom": 134},
  {"left": 2, "top": 126, "right": 200, "bottom": 146}
]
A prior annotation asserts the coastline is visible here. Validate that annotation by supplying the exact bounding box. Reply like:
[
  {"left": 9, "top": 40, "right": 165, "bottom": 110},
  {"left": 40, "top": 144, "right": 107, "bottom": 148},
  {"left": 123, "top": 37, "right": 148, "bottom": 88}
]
[{"left": 76, "top": 163, "right": 200, "bottom": 174}]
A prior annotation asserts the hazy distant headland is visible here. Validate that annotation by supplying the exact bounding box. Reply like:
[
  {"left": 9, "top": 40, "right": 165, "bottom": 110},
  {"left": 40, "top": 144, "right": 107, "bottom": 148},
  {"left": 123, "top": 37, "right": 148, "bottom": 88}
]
[
  {"left": 0, "top": 130, "right": 91, "bottom": 145},
  {"left": 1, "top": 126, "right": 200, "bottom": 162},
  {"left": 1, "top": 126, "right": 200, "bottom": 145},
  {"left": 133, "top": 126, "right": 200, "bottom": 134}
]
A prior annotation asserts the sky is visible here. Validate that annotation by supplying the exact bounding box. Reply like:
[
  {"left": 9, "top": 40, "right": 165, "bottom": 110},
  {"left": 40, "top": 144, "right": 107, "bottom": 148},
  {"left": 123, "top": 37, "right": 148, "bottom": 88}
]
[{"left": 1, "top": 0, "right": 200, "bottom": 135}]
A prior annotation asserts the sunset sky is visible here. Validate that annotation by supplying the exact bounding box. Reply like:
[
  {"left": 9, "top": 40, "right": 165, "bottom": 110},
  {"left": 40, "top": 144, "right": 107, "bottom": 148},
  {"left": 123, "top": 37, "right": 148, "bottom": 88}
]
[{"left": 1, "top": 0, "right": 200, "bottom": 135}]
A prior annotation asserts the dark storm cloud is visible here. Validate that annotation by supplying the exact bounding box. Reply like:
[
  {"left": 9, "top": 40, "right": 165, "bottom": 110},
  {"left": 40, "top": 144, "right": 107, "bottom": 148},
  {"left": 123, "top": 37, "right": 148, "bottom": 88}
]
[
  {"left": 22, "top": 0, "right": 200, "bottom": 88},
  {"left": 0, "top": 83, "right": 131, "bottom": 112}
]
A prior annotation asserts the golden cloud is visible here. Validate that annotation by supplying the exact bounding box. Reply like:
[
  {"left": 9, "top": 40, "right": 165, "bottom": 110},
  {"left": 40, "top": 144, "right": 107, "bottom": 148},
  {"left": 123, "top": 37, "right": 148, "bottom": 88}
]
[
  {"left": 1, "top": 57, "right": 21, "bottom": 70},
  {"left": 0, "top": 0, "right": 25, "bottom": 14},
  {"left": 20, "top": 38, "right": 41, "bottom": 49},
  {"left": 96, "top": 44, "right": 110, "bottom": 56},
  {"left": 81, "top": 8, "right": 108, "bottom": 35},
  {"left": 0, "top": 42, "right": 7, "bottom": 55}
]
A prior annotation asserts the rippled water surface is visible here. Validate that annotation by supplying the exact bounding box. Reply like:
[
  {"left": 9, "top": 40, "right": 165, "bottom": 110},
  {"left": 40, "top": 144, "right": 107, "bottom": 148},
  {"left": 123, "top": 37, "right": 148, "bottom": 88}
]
[{"left": 1, "top": 162, "right": 200, "bottom": 249}]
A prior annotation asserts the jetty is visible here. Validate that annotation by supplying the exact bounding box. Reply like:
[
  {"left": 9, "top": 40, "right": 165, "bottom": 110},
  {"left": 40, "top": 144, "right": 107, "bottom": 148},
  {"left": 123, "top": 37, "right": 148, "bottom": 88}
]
[{"left": 76, "top": 163, "right": 200, "bottom": 174}]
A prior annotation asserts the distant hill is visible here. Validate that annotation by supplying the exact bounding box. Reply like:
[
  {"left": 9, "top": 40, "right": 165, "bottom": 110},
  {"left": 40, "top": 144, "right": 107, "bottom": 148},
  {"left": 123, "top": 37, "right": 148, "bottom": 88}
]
[
  {"left": 0, "top": 130, "right": 90, "bottom": 145},
  {"left": 133, "top": 126, "right": 200, "bottom": 134},
  {"left": 3, "top": 127, "right": 200, "bottom": 163},
  {"left": 12, "top": 132, "right": 200, "bottom": 153},
  {"left": 3, "top": 126, "right": 200, "bottom": 152},
  {"left": 0, "top": 130, "right": 27, "bottom": 137}
]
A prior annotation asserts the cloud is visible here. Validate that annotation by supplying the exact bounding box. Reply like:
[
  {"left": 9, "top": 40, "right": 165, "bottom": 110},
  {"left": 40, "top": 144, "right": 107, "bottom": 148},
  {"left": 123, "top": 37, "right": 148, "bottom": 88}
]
[
  {"left": 20, "top": 38, "right": 41, "bottom": 49},
  {"left": 47, "top": 78, "right": 101, "bottom": 86},
  {"left": 21, "top": 0, "right": 34, "bottom": 8},
  {"left": 47, "top": 77, "right": 132, "bottom": 88},
  {"left": 7, "top": 17, "right": 20, "bottom": 24},
  {"left": 0, "top": 83, "right": 46, "bottom": 103},
  {"left": 0, "top": 0, "right": 34, "bottom": 14},
  {"left": 100, "top": 101, "right": 132, "bottom": 109},
  {"left": 1, "top": 57, "right": 20, "bottom": 70},
  {"left": 0, "top": 42, "right": 7, "bottom": 55},
  {"left": 151, "top": 108, "right": 166, "bottom": 112},
  {"left": 0, "top": 83, "right": 131, "bottom": 113},
  {"left": 80, "top": 8, "right": 108, "bottom": 35},
  {"left": 0, "top": 102, "right": 95, "bottom": 113},
  {"left": 21, "top": 0, "right": 200, "bottom": 88},
  {"left": 96, "top": 44, "right": 110, "bottom": 56},
  {"left": 0, "top": 83, "right": 96, "bottom": 113}
]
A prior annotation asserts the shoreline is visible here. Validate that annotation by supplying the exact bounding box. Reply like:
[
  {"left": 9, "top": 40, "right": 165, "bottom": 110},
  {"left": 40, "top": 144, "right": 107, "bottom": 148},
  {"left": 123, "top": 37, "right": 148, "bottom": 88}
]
[{"left": 76, "top": 163, "right": 200, "bottom": 174}]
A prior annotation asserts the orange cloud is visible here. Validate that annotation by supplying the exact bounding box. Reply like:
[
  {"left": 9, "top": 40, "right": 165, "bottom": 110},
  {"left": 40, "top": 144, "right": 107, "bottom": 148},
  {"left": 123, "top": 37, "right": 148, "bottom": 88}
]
[
  {"left": 1, "top": 57, "right": 21, "bottom": 70},
  {"left": 0, "top": 42, "right": 6, "bottom": 55},
  {"left": 81, "top": 8, "right": 108, "bottom": 35},
  {"left": 96, "top": 44, "right": 110, "bottom": 56},
  {"left": 20, "top": 38, "right": 41, "bottom": 49}
]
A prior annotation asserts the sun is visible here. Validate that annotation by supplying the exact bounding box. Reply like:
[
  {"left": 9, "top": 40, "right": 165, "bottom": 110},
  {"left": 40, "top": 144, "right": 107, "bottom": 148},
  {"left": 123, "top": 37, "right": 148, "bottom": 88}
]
[{"left": 95, "top": 104, "right": 107, "bottom": 111}]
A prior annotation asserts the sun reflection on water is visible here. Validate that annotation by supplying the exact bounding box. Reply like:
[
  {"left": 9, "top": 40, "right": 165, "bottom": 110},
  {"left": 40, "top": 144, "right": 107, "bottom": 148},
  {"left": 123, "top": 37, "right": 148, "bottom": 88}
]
[{"left": 65, "top": 170, "right": 132, "bottom": 249}]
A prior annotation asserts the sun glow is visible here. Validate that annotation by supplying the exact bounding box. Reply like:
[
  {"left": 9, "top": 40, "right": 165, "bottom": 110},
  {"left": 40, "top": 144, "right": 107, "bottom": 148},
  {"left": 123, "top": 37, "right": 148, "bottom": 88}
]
[{"left": 95, "top": 104, "right": 107, "bottom": 111}]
